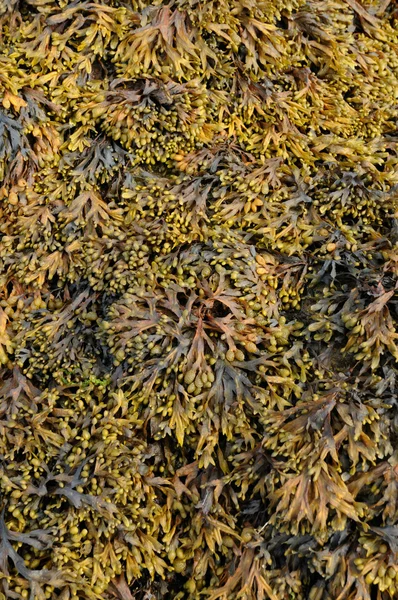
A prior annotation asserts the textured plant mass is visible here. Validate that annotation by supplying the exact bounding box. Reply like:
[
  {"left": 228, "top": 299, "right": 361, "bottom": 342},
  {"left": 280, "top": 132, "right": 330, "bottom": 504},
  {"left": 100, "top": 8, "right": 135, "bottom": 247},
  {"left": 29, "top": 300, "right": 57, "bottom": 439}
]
[{"left": 0, "top": 0, "right": 397, "bottom": 599}]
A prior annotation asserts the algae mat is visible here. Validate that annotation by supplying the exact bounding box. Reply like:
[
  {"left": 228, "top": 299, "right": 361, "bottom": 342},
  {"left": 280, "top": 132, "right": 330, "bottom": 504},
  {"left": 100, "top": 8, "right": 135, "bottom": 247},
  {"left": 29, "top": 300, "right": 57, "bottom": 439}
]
[{"left": 0, "top": 0, "right": 397, "bottom": 598}]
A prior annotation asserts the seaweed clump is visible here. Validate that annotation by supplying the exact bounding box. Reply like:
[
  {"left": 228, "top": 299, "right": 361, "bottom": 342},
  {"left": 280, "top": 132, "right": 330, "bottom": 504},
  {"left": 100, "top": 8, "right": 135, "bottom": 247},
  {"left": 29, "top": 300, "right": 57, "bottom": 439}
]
[{"left": 0, "top": 0, "right": 397, "bottom": 599}]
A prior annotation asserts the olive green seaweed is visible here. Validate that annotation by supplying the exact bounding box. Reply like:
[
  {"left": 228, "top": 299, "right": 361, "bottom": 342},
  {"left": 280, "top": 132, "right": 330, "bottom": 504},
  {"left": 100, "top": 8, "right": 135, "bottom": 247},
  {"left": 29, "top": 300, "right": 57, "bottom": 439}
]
[{"left": 0, "top": 0, "right": 397, "bottom": 598}]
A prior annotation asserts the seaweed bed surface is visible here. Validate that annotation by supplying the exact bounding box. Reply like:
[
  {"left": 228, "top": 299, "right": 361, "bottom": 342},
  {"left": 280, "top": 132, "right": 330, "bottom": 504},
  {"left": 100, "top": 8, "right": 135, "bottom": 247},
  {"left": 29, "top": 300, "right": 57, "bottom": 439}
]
[{"left": 0, "top": 0, "right": 397, "bottom": 598}]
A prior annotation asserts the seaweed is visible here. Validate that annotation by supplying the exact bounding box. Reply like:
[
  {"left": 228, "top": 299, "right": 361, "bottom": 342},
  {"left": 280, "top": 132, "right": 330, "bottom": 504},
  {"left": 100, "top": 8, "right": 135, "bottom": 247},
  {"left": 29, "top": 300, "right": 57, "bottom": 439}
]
[{"left": 0, "top": 0, "right": 397, "bottom": 598}]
